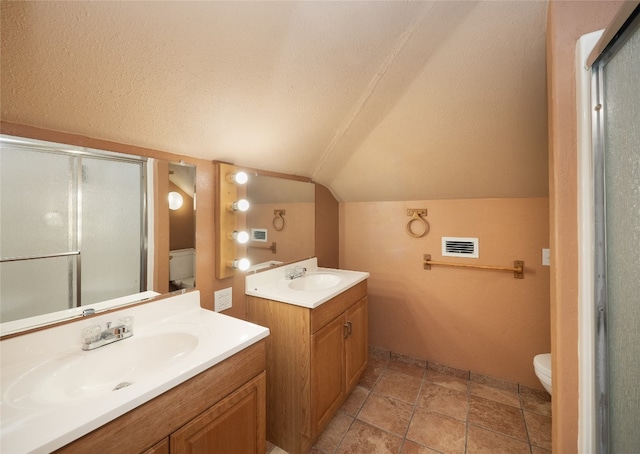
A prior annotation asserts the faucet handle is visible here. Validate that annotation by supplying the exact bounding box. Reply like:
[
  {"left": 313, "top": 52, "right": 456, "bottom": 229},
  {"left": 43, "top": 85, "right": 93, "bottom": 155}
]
[
  {"left": 82, "top": 325, "right": 101, "bottom": 344},
  {"left": 119, "top": 316, "right": 134, "bottom": 332}
]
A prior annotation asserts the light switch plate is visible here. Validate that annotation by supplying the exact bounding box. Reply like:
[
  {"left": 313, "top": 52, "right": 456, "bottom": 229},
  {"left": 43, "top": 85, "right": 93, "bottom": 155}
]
[
  {"left": 542, "top": 248, "right": 550, "bottom": 266},
  {"left": 214, "top": 287, "right": 232, "bottom": 312}
]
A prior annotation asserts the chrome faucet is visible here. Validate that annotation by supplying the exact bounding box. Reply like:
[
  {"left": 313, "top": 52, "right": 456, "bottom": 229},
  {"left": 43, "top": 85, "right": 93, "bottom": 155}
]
[
  {"left": 285, "top": 266, "right": 307, "bottom": 280},
  {"left": 81, "top": 316, "right": 134, "bottom": 351}
]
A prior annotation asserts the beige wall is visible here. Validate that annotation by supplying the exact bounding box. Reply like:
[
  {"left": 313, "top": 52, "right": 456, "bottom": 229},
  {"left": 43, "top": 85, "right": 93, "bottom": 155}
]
[
  {"left": 246, "top": 203, "right": 314, "bottom": 265},
  {"left": 316, "top": 184, "right": 340, "bottom": 269},
  {"left": 546, "top": 2, "right": 624, "bottom": 452},
  {"left": 340, "top": 197, "right": 550, "bottom": 387}
]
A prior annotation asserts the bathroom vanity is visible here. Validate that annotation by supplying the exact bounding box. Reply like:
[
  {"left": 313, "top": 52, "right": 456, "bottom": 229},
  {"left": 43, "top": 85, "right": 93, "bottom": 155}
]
[
  {"left": 56, "top": 342, "right": 266, "bottom": 454},
  {"left": 0, "top": 290, "right": 269, "bottom": 453},
  {"left": 246, "top": 258, "right": 369, "bottom": 454}
]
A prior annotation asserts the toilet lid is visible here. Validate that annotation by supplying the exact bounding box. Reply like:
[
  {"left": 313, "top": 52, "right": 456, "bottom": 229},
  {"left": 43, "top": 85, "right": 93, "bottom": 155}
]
[{"left": 534, "top": 353, "right": 551, "bottom": 377}]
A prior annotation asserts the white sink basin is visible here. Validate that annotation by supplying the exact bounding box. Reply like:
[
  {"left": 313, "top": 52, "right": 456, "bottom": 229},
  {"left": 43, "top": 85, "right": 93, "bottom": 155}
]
[
  {"left": 288, "top": 273, "right": 342, "bottom": 291},
  {"left": 5, "top": 330, "right": 199, "bottom": 408},
  {"left": 0, "top": 291, "right": 270, "bottom": 454},
  {"left": 246, "top": 258, "right": 369, "bottom": 308}
]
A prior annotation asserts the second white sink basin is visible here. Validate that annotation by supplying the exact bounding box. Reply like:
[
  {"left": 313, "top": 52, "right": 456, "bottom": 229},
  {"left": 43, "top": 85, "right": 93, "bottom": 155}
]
[
  {"left": 246, "top": 258, "right": 369, "bottom": 308},
  {"left": 288, "top": 273, "right": 342, "bottom": 291}
]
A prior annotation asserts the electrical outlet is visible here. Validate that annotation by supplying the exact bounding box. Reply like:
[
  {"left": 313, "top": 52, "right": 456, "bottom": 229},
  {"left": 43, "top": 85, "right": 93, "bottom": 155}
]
[
  {"left": 542, "top": 248, "right": 550, "bottom": 266},
  {"left": 214, "top": 287, "right": 232, "bottom": 312}
]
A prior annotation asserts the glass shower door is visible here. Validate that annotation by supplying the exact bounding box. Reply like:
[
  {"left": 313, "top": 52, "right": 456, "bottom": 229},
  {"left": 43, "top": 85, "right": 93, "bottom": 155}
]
[
  {"left": 1, "top": 140, "right": 146, "bottom": 324},
  {"left": 602, "top": 22, "right": 640, "bottom": 453},
  {"left": 0, "top": 147, "right": 78, "bottom": 322},
  {"left": 80, "top": 156, "right": 144, "bottom": 305},
  {"left": 592, "top": 12, "right": 640, "bottom": 453}
]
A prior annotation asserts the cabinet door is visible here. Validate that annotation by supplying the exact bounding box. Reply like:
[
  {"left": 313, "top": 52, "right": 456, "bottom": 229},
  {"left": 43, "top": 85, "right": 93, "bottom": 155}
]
[
  {"left": 170, "top": 372, "right": 266, "bottom": 454},
  {"left": 310, "top": 315, "right": 346, "bottom": 436},
  {"left": 345, "top": 297, "right": 368, "bottom": 392}
]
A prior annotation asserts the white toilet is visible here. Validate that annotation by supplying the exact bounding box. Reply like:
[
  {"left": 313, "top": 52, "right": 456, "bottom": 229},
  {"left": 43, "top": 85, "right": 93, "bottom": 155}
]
[
  {"left": 534, "top": 353, "right": 552, "bottom": 395},
  {"left": 169, "top": 248, "right": 195, "bottom": 289}
]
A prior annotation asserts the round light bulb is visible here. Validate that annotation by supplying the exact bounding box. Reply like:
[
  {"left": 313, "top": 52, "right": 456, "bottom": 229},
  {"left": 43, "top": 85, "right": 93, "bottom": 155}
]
[
  {"left": 168, "top": 192, "right": 183, "bottom": 210},
  {"left": 234, "top": 199, "right": 250, "bottom": 212},
  {"left": 228, "top": 258, "right": 251, "bottom": 270},
  {"left": 226, "top": 171, "right": 248, "bottom": 185},
  {"left": 234, "top": 172, "right": 248, "bottom": 184},
  {"left": 237, "top": 258, "right": 250, "bottom": 271},
  {"left": 232, "top": 230, "right": 250, "bottom": 244}
]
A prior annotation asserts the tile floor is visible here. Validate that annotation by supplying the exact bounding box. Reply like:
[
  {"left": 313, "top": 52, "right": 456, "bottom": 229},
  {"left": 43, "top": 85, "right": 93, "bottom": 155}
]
[{"left": 267, "top": 353, "right": 551, "bottom": 454}]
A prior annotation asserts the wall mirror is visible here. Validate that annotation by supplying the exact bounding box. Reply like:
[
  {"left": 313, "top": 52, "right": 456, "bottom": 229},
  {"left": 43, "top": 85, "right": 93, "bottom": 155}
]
[
  {"left": 168, "top": 162, "right": 196, "bottom": 291},
  {"left": 0, "top": 134, "right": 168, "bottom": 336},
  {"left": 245, "top": 173, "right": 315, "bottom": 271}
]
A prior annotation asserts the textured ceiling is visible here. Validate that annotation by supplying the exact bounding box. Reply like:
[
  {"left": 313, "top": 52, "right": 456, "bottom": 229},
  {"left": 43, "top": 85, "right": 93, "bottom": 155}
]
[{"left": 1, "top": 1, "right": 549, "bottom": 202}]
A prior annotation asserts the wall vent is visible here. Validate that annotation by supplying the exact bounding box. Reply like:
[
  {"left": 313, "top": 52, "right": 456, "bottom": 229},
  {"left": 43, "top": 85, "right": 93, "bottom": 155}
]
[
  {"left": 251, "top": 228, "right": 268, "bottom": 242},
  {"left": 442, "top": 237, "right": 479, "bottom": 258}
]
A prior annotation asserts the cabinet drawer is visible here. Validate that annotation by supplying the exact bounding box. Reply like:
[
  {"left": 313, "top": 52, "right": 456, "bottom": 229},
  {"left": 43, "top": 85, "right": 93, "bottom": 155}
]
[{"left": 310, "top": 281, "right": 367, "bottom": 333}]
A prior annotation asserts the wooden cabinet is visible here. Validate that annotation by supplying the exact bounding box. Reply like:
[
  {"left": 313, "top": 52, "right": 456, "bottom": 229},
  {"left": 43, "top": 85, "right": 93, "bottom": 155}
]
[
  {"left": 344, "top": 297, "right": 368, "bottom": 391},
  {"left": 143, "top": 439, "right": 169, "bottom": 454},
  {"left": 55, "top": 341, "right": 267, "bottom": 454},
  {"left": 171, "top": 372, "right": 266, "bottom": 453},
  {"left": 247, "top": 280, "right": 368, "bottom": 454}
]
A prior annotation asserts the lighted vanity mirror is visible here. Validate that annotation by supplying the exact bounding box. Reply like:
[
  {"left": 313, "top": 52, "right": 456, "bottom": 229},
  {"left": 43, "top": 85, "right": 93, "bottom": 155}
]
[
  {"left": 245, "top": 173, "right": 315, "bottom": 270},
  {"left": 0, "top": 134, "right": 170, "bottom": 336},
  {"left": 168, "top": 163, "right": 196, "bottom": 291}
]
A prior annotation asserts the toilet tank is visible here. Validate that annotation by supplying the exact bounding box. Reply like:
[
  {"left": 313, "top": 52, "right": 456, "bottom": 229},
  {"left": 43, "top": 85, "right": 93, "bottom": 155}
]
[{"left": 169, "top": 248, "right": 195, "bottom": 281}]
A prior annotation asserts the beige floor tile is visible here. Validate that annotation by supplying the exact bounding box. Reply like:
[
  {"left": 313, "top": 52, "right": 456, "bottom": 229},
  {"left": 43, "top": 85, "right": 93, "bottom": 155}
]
[
  {"left": 520, "top": 393, "right": 552, "bottom": 417},
  {"left": 524, "top": 411, "right": 552, "bottom": 451},
  {"left": 341, "top": 386, "right": 370, "bottom": 416},
  {"left": 406, "top": 407, "right": 466, "bottom": 454},
  {"left": 466, "top": 425, "right": 530, "bottom": 454},
  {"left": 531, "top": 446, "right": 552, "bottom": 454},
  {"left": 373, "top": 370, "right": 423, "bottom": 404},
  {"left": 425, "top": 370, "right": 469, "bottom": 392},
  {"left": 314, "top": 411, "right": 354, "bottom": 454},
  {"left": 468, "top": 396, "right": 527, "bottom": 441},
  {"left": 335, "top": 420, "right": 403, "bottom": 454},
  {"left": 399, "top": 440, "right": 441, "bottom": 453},
  {"left": 358, "top": 393, "right": 414, "bottom": 436},
  {"left": 470, "top": 382, "right": 520, "bottom": 408},
  {"left": 369, "top": 356, "right": 390, "bottom": 369},
  {"left": 270, "top": 447, "right": 288, "bottom": 454},
  {"left": 360, "top": 360, "right": 386, "bottom": 390},
  {"left": 416, "top": 382, "right": 468, "bottom": 421}
]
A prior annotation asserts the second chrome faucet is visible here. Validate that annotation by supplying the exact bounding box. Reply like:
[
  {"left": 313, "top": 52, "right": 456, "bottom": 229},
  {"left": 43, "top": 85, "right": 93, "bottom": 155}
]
[{"left": 285, "top": 266, "right": 307, "bottom": 280}]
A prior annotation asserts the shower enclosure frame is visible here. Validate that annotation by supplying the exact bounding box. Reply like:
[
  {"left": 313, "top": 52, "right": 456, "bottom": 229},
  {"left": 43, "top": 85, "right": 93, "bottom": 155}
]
[
  {"left": 0, "top": 135, "right": 148, "bottom": 317},
  {"left": 577, "top": 4, "right": 640, "bottom": 453}
]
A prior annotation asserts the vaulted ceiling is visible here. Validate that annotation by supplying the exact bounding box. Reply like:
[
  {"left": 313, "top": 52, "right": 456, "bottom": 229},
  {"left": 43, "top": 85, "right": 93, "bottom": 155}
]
[{"left": 1, "top": 1, "right": 549, "bottom": 202}]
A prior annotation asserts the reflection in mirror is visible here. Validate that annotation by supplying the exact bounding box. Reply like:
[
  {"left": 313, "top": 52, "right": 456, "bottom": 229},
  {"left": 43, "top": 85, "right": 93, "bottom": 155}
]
[
  {"left": 168, "top": 163, "right": 196, "bottom": 291},
  {"left": 0, "top": 134, "right": 159, "bottom": 336},
  {"left": 245, "top": 174, "right": 315, "bottom": 270}
]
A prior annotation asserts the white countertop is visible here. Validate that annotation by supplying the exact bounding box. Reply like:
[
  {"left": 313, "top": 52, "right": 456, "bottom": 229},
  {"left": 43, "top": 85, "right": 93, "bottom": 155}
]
[
  {"left": 245, "top": 257, "right": 369, "bottom": 308},
  {"left": 0, "top": 290, "right": 269, "bottom": 453}
]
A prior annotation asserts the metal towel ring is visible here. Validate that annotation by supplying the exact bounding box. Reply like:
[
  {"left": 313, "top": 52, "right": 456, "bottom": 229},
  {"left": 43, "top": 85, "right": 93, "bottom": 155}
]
[
  {"left": 273, "top": 209, "right": 286, "bottom": 231},
  {"left": 406, "top": 209, "right": 429, "bottom": 238}
]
